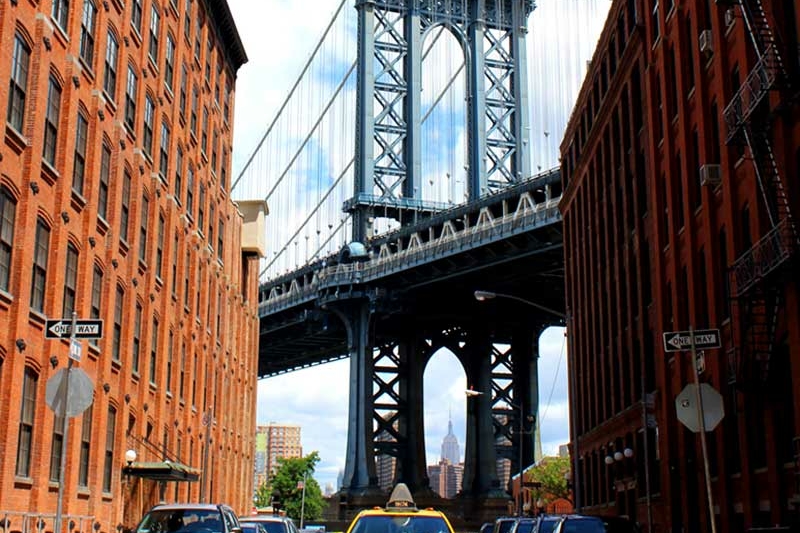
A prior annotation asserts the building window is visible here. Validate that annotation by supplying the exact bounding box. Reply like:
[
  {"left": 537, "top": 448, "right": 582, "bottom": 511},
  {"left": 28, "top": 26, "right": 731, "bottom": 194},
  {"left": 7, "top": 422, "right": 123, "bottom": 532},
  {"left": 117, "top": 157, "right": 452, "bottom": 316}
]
[
  {"left": 220, "top": 148, "right": 227, "bottom": 190},
  {"left": 143, "top": 95, "right": 155, "bottom": 157},
  {"left": 78, "top": 404, "right": 93, "bottom": 487},
  {"left": 52, "top": 0, "right": 70, "bottom": 31},
  {"left": 651, "top": 0, "right": 660, "bottom": 43},
  {"left": 148, "top": 5, "right": 160, "bottom": 63},
  {"left": 171, "top": 234, "right": 179, "bottom": 296},
  {"left": 90, "top": 265, "right": 103, "bottom": 348},
  {"left": 113, "top": 285, "right": 124, "bottom": 362},
  {"left": 183, "top": 0, "right": 191, "bottom": 42},
  {"left": 165, "top": 34, "right": 175, "bottom": 90},
  {"left": 133, "top": 302, "right": 142, "bottom": 373},
  {"left": 223, "top": 80, "right": 231, "bottom": 124},
  {"left": 103, "top": 30, "right": 119, "bottom": 98},
  {"left": 150, "top": 317, "right": 159, "bottom": 385},
  {"left": 179, "top": 340, "right": 186, "bottom": 399},
  {"left": 98, "top": 142, "right": 111, "bottom": 220},
  {"left": 187, "top": 164, "right": 195, "bottom": 214},
  {"left": 7, "top": 34, "right": 31, "bottom": 133},
  {"left": 139, "top": 194, "right": 149, "bottom": 262},
  {"left": 198, "top": 184, "right": 205, "bottom": 230},
  {"left": 194, "top": 9, "right": 202, "bottom": 59},
  {"left": 156, "top": 214, "right": 165, "bottom": 279},
  {"left": 102, "top": 405, "right": 116, "bottom": 492},
  {"left": 131, "top": 0, "right": 143, "bottom": 34},
  {"left": 80, "top": 0, "right": 97, "bottom": 68},
  {"left": 217, "top": 220, "right": 224, "bottom": 259},
  {"left": 49, "top": 412, "right": 66, "bottom": 482},
  {"left": 211, "top": 129, "right": 218, "bottom": 172},
  {"left": 159, "top": 120, "right": 170, "bottom": 179},
  {"left": 125, "top": 66, "right": 138, "bottom": 132},
  {"left": 121, "top": 168, "right": 132, "bottom": 242},
  {"left": 43, "top": 76, "right": 62, "bottom": 167},
  {"left": 166, "top": 330, "right": 174, "bottom": 393},
  {"left": 205, "top": 34, "right": 213, "bottom": 84},
  {"left": 190, "top": 85, "right": 198, "bottom": 134},
  {"left": 175, "top": 146, "right": 184, "bottom": 204},
  {"left": 184, "top": 250, "right": 190, "bottom": 308},
  {"left": 201, "top": 107, "right": 208, "bottom": 153},
  {"left": 73, "top": 111, "right": 89, "bottom": 194},
  {"left": 62, "top": 243, "right": 79, "bottom": 317},
  {"left": 191, "top": 352, "right": 197, "bottom": 407},
  {"left": 16, "top": 368, "right": 38, "bottom": 477},
  {"left": 179, "top": 64, "right": 188, "bottom": 116},
  {"left": 30, "top": 219, "right": 50, "bottom": 312},
  {"left": 0, "top": 188, "right": 17, "bottom": 292}
]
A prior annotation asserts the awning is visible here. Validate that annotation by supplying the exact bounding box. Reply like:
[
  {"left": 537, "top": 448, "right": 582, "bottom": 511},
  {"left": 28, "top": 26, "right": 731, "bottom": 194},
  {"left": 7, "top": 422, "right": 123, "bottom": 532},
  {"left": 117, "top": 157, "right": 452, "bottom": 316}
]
[{"left": 122, "top": 461, "right": 200, "bottom": 481}]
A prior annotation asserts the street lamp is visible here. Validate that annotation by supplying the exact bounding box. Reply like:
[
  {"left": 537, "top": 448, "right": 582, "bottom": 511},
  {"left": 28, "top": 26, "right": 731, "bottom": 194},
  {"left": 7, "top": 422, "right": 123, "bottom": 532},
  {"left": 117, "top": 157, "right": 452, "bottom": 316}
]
[
  {"left": 465, "top": 388, "right": 532, "bottom": 516},
  {"left": 473, "top": 290, "right": 566, "bottom": 320}
]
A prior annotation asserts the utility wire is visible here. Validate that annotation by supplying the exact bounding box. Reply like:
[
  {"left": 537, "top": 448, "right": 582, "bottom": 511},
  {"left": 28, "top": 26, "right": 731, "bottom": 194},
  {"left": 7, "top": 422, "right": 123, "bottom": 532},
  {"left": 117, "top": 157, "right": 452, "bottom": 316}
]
[{"left": 539, "top": 329, "right": 567, "bottom": 428}]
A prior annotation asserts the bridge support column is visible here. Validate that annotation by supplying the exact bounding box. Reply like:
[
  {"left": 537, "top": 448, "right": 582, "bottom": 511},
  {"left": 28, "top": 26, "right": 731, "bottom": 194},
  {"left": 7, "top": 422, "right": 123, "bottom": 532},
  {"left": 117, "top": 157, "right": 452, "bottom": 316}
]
[
  {"left": 338, "top": 300, "right": 380, "bottom": 495},
  {"left": 512, "top": 327, "right": 540, "bottom": 490},
  {"left": 462, "top": 328, "right": 501, "bottom": 497}
]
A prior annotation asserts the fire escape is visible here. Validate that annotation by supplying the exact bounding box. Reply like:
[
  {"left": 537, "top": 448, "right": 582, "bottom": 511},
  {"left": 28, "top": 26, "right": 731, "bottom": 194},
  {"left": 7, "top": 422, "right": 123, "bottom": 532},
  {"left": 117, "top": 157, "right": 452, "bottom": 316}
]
[{"left": 722, "top": 0, "right": 798, "bottom": 389}]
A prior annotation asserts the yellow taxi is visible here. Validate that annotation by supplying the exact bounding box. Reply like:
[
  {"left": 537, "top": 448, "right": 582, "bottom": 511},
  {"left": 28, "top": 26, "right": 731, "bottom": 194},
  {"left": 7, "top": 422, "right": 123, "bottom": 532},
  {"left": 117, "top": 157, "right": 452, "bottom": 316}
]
[{"left": 345, "top": 484, "right": 455, "bottom": 533}]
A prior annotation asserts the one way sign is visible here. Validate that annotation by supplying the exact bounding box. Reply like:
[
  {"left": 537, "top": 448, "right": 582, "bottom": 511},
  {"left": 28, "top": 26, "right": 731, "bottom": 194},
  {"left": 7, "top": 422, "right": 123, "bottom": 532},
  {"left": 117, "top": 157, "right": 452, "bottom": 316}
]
[
  {"left": 662, "top": 329, "right": 721, "bottom": 352},
  {"left": 45, "top": 319, "right": 104, "bottom": 339}
]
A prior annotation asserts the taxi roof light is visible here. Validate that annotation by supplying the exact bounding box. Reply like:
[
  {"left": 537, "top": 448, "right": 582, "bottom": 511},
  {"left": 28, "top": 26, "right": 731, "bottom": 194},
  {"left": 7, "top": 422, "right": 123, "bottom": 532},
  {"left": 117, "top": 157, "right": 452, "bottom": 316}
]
[{"left": 386, "top": 483, "right": 417, "bottom": 510}]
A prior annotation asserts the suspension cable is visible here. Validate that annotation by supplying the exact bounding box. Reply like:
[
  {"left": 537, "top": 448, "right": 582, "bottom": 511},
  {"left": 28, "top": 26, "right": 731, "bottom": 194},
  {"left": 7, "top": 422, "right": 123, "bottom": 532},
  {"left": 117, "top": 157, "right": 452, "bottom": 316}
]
[{"left": 231, "top": 0, "right": 349, "bottom": 193}]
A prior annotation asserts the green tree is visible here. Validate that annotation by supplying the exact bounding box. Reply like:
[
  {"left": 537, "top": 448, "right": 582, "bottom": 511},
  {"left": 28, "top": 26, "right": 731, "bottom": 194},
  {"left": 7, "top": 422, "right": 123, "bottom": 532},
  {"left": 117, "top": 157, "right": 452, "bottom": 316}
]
[
  {"left": 269, "top": 452, "right": 325, "bottom": 523},
  {"left": 526, "top": 456, "right": 571, "bottom": 505},
  {"left": 254, "top": 481, "right": 273, "bottom": 508}
]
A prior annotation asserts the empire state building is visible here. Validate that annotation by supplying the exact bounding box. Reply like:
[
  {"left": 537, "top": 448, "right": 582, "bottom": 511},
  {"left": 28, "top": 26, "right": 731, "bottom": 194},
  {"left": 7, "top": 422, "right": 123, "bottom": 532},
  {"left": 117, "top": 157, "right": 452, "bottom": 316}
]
[{"left": 441, "top": 416, "right": 461, "bottom": 464}]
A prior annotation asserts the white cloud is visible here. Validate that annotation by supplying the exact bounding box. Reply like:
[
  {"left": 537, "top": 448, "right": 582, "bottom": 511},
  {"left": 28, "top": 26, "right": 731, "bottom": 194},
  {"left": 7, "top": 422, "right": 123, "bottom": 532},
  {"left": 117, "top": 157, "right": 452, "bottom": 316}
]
[{"left": 230, "top": 0, "right": 609, "bottom": 494}]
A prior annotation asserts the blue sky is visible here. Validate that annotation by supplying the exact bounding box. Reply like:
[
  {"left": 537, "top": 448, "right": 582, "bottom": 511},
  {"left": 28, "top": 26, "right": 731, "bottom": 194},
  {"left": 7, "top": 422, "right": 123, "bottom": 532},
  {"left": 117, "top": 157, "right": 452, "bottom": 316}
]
[{"left": 226, "top": 0, "right": 609, "bottom": 493}]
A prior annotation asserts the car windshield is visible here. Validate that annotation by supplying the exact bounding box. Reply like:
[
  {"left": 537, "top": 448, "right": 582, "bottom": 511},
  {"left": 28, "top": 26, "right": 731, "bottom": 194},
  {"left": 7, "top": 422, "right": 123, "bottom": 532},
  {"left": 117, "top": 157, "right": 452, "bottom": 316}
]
[
  {"left": 350, "top": 515, "right": 450, "bottom": 533},
  {"left": 240, "top": 522, "right": 286, "bottom": 533},
  {"left": 136, "top": 510, "right": 224, "bottom": 533}
]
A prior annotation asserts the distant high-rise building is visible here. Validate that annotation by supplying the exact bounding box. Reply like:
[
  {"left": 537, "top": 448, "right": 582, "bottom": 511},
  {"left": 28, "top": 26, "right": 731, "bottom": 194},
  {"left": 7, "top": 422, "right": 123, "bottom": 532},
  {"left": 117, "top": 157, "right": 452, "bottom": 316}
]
[
  {"left": 254, "top": 423, "right": 302, "bottom": 487},
  {"left": 440, "top": 413, "right": 461, "bottom": 465},
  {"left": 376, "top": 412, "right": 398, "bottom": 492},
  {"left": 428, "top": 459, "right": 463, "bottom": 499}
]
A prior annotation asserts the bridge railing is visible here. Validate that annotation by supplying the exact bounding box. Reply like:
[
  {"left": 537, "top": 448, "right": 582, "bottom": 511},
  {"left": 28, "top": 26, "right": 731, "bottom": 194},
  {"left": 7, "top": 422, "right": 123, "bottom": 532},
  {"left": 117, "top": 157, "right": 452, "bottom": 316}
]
[{"left": 259, "top": 195, "right": 562, "bottom": 314}]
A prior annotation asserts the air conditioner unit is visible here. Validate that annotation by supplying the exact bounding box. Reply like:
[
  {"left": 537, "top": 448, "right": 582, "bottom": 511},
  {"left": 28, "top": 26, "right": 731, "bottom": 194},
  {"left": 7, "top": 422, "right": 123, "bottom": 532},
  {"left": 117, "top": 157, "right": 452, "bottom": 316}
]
[
  {"left": 724, "top": 8, "right": 736, "bottom": 27},
  {"left": 699, "top": 30, "right": 713, "bottom": 55},
  {"left": 700, "top": 164, "right": 722, "bottom": 187}
]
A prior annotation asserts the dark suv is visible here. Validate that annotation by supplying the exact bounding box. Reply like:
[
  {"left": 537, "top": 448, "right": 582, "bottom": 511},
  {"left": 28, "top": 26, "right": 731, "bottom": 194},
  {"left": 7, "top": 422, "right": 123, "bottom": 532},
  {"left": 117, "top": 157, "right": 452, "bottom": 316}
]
[
  {"left": 238, "top": 515, "right": 299, "bottom": 533},
  {"left": 135, "top": 503, "right": 242, "bottom": 533}
]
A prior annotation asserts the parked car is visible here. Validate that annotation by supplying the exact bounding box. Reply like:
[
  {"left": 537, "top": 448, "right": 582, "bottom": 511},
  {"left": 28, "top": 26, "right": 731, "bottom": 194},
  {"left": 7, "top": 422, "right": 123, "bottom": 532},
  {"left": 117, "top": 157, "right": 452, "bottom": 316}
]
[
  {"left": 135, "top": 503, "right": 242, "bottom": 533},
  {"left": 345, "top": 483, "right": 455, "bottom": 533},
  {"left": 491, "top": 517, "right": 519, "bottom": 533},
  {"left": 534, "top": 515, "right": 561, "bottom": 533},
  {"left": 241, "top": 524, "right": 269, "bottom": 533},
  {"left": 551, "top": 515, "right": 640, "bottom": 533},
  {"left": 239, "top": 515, "right": 299, "bottom": 533},
  {"left": 513, "top": 518, "right": 538, "bottom": 533}
]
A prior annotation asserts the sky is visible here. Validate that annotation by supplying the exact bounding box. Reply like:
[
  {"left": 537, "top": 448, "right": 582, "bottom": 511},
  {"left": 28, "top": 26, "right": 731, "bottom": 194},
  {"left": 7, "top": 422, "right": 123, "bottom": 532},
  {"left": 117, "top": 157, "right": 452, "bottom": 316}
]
[{"left": 225, "top": 0, "right": 610, "bottom": 493}]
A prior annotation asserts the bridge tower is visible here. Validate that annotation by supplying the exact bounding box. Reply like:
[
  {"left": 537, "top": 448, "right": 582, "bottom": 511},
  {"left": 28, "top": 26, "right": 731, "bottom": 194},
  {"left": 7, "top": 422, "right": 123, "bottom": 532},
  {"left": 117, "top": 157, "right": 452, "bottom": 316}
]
[{"left": 338, "top": 0, "right": 538, "bottom": 508}]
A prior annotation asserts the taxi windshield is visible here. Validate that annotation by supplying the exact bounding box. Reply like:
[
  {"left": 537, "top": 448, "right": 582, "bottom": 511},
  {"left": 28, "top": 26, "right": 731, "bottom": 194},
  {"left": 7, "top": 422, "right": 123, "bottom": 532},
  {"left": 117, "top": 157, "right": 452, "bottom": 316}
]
[{"left": 350, "top": 515, "right": 450, "bottom": 533}]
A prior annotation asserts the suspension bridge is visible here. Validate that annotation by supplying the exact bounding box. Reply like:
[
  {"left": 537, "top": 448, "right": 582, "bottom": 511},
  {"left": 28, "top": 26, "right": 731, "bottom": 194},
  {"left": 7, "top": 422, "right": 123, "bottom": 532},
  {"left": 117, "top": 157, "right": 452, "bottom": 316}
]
[{"left": 230, "top": 0, "right": 609, "bottom": 520}]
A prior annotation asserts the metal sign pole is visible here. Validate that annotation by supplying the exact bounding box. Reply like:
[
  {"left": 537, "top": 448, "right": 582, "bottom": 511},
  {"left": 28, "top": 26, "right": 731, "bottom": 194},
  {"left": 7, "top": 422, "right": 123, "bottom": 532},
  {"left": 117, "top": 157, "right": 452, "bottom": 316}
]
[
  {"left": 54, "top": 312, "right": 78, "bottom": 533},
  {"left": 689, "top": 326, "right": 717, "bottom": 533}
]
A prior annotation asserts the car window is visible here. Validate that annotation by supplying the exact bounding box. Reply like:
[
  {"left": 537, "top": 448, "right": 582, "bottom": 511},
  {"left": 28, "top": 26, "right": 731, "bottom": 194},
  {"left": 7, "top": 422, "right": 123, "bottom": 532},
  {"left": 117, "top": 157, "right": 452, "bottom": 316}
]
[
  {"left": 241, "top": 523, "right": 285, "bottom": 533},
  {"left": 138, "top": 510, "right": 222, "bottom": 533},
  {"left": 516, "top": 523, "right": 535, "bottom": 533},
  {"left": 222, "top": 511, "right": 238, "bottom": 532},
  {"left": 562, "top": 519, "right": 605, "bottom": 533},
  {"left": 495, "top": 521, "right": 517, "bottom": 533},
  {"left": 350, "top": 515, "right": 450, "bottom": 533},
  {"left": 537, "top": 519, "right": 558, "bottom": 533}
]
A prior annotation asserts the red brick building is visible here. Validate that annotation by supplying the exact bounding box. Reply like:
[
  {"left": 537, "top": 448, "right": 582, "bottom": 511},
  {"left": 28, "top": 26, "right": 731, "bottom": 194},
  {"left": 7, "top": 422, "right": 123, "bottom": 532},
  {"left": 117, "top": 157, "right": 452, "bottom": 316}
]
[
  {"left": 0, "top": 0, "right": 263, "bottom": 530},
  {"left": 560, "top": 0, "right": 799, "bottom": 531}
]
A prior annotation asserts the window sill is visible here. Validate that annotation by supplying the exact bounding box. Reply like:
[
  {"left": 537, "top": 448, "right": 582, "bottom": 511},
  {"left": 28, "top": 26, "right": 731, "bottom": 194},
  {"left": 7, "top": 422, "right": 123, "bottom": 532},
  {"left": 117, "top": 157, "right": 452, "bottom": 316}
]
[
  {"left": 14, "top": 477, "right": 34, "bottom": 488},
  {"left": 5, "top": 123, "right": 29, "bottom": 155},
  {"left": 70, "top": 188, "right": 88, "bottom": 213},
  {"left": 41, "top": 159, "right": 60, "bottom": 186},
  {"left": 96, "top": 215, "right": 110, "bottom": 236}
]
